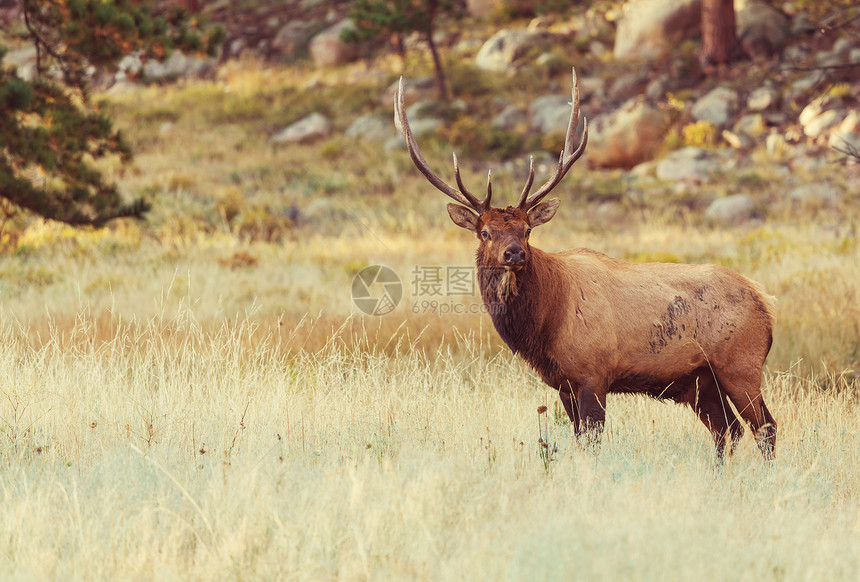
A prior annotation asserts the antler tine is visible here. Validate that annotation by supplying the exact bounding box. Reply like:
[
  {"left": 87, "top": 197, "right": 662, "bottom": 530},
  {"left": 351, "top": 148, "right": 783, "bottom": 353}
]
[
  {"left": 395, "top": 77, "right": 485, "bottom": 213},
  {"left": 485, "top": 169, "right": 493, "bottom": 211},
  {"left": 516, "top": 156, "right": 536, "bottom": 208},
  {"left": 521, "top": 68, "right": 589, "bottom": 211},
  {"left": 453, "top": 153, "right": 481, "bottom": 209}
]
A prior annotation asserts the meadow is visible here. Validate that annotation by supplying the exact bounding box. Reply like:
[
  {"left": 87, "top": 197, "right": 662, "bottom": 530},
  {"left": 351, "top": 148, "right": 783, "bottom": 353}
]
[{"left": 0, "top": 58, "right": 858, "bottom": 579}]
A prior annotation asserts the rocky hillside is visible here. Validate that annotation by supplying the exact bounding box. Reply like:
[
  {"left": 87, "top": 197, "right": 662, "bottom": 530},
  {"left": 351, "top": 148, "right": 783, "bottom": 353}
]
[
  {"left": 3, "top": 0, "right": 858, "bottom": 225},
  {"left": 210, "top": 0, "right": 859, "bottom": 176}
]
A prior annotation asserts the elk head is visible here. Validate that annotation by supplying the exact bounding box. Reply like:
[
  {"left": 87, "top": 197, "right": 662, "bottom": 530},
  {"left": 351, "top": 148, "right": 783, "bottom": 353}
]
[{"left": 395, "top": 68, "right": 588, "bottom": 300}]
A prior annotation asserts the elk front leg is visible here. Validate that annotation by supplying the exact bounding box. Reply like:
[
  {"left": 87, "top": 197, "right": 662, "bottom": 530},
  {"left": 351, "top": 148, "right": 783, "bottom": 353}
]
[
  {"left": 577, "top": 383, "right": 607, "bottom": 447},
  {"left": 558, "top": 383, "right": 581, "bottom": 434}
]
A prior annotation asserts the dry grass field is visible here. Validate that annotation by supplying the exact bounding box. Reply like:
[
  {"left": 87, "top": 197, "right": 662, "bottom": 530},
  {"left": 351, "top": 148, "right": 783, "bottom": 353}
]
[{"left": 1, "top": 60, "right": 858, "bottom": 579}]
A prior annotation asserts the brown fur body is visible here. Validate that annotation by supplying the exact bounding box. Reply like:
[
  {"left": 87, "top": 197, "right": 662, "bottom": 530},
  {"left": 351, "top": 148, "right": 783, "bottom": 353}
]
[{"left": 474, "top": 208, "right": 777, "bottom": 458}]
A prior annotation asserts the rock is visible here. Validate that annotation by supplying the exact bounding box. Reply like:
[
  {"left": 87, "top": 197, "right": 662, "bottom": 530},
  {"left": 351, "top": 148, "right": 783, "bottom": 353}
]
[
  {"left": 705, "top": 195, "right": 757, "bottom": 224},
  {"left": 381, "top": 77, "right": 436, "bottom": 106},
  {"left": 399, "top": 118, "right": 442, "bottom": 139},
  {"left": 228, "top": 38, "right": 246, "bottom": 57},
  {"left": 656, "top": 147, "right": 722, "bottom": 182},
  {"left": 828, "top": 110, "right": 860, "bottom": 154},
  {"left": 613, "top": 0, "right": 701, "bottom": 61},
  {"left": 474, "top": 29, "right": 553, "bottom": 72},
  {"left": 645, "top": 74, "right": 671, "bottom": 99},
  {"left": 115, "top": 53, "right": 143, "bottom": 82},
  {"left": 465, "top": 0, "right": 508, "bottom": 18},
  {"left": 492, "top": 105, "right": 528, "bottom": 131},
  {"left": 691, "top": 87, "right": 739, "bottom": 126},
  {"left": 3, "top": 46, "right": 37, "bottom": 81},
  {"left": 733, "top": 113, "right": 766, "bottom": 138},
  {"left": 142, "top": 51, "right": 215, "bottom": 80},
  {"left": 309, "top": 19, "right": 358, "bottom": 67},
  {"left": 799, "top": 95, "right": 837, "bottom": 126},
  {"left": 800, "top": 96, "right": 845, "bottom": 139},
  {"left": 608, "top": 71, "right": 649, "bottom": 101},
  {"left": 586, "top": 99, "right": 671, "bottom": 168},
  {"left": 721, "top": 130, "right": 750, "bottom": 149},
  {"left": 788, "top": 183, "right": 841, "bottom": 206},
  {"left": 747, "top": 86, "right": 777, "bottom": 111},
  {"left": 629, "top": 160, "right": 658, "bottom": 179},
  {"left": 790, "top": 13, "right": 817, "bottom": 36},
  {"left": 406, "top": 99, "right": 448, "bottom": 122},
  {"left": 803, "top": 110, "right": 841, "bottom": 139},
  {"left": 832, "top": 36, "right": 857, "bottom": 55},
  {"left": 790, "top": 72, "right": 824, "bottom": 97},
  {"left": 765, "top": 131, "right": 788, "bottom": 156},
  {"left": 579, "top": 77, "right": 607, "bottom": 101},
  {"left": 386, "top": 117, "right": 442, "bottom": 151},
  {"left": 270, "top": 113, "right": 332, "bottom": 144},
  {"left": 737, "top": 0, "right": 789, "bottom": 59},
  {"left": 589, "top": 40, "right": 608, "bottom": 57},
  {"left": 529, "top": 95, "right": 572, "bottom": 133},
  {"left": 272, "top": 20, "right": 316, "bottom": 58},
  {"left": 815, "top": 49, "right": 848, "bottom": 68},
  {"left": 345, "top": 114, "right": 394, "bottom": 142}
]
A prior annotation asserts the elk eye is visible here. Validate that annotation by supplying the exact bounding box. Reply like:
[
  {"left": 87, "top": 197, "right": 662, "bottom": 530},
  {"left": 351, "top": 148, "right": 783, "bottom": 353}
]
[
  {"left": 525, "top": 228, "right": 532, "bottom": 237},
  {"left": 481, "top": 230, "right": 490, "bottom": 240}
]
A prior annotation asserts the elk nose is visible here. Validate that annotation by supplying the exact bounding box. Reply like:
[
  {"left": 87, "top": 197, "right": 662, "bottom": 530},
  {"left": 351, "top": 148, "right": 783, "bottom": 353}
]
[{"left": 504, "top": 245, "right": 526, "bottom": 265}]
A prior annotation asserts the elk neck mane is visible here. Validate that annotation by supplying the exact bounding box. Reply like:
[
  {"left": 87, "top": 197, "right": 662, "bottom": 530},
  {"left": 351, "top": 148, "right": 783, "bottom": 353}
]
[{"left": 477, "top": 246, "right": 573, "bottom": 382}]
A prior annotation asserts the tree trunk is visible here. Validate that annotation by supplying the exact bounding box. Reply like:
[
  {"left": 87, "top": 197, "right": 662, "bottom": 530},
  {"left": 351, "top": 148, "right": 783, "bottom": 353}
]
[
  {"left": 425, "top": 28, "right": 449, "bottom": 102},
  {"left": 701, "top": 0, "right": 741, "bottom": 67}
]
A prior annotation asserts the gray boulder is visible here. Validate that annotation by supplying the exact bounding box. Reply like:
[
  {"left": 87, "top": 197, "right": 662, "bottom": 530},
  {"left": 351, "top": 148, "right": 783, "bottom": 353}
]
[
  {"left": 800, "top": 96, "right": 845, "bottom": 139},
  {"left": 586, "top": 99, "right": 671, "bottom": 168},
  {"left": 737, "top": 0, "right": 790, "bottom": 59},
  {"left": 381, "top": 77, "right": 436, "bottom": 106},
  {"left": 492, "top": 105, "right": 528, "bottom": 131},
  {"left": 613, "top": 0, "right": 701, "bottom": 61},
  {"left": 346, "top": 114, "right": 394, "bottom": 142},
  {"left": 747, "top": 86, "right": 777, "bottom": 111},
  {"left": 828, "top": 110, "right": 860, "bottom": 154},
  {"left": 465, "top": 0, "right": 508, "bottom": 18},
  {"left": 141, "top": 51, "right": 215, "bottom": 80},
  {"left": 609, "top": 71, "right": 649, "bottom": 101},
  {"left": 656, "top": 147, "right": 722, "bottom": 183},
  {"left": 270, "top": 113, "right": 333, "bottom": 144},
  {"left": 474, "top": 29, "right": 553, "bottom": 72},
  {"left": 2, "top": 46, "right": 37, "bottom": 81},
  {"left": 530, "top": 95, "right": 573, "bottom": 133},
  {"left": 691, "top": 87, "right": 739, "bottom": 126},
  {"left": 309, "top": 19, "right": 358, "bottom": 67},
  {"left": 272, "top": 20, "right": 316, "bottom": 58},
  {"left": 705, "top": 195, "right": 758, "bottom": 224},
  {"left": 733, "top": 114, "right": 766, "bottom": 138},
  {"left": 788, "top": 184, "right": 841, "bottom": 206}
]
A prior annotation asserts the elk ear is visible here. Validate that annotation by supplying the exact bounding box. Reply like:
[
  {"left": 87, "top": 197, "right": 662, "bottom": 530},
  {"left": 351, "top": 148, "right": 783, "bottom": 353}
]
[
  {"left": 527, "top": 198, "right": 561, "bottom": 228},
  {"left": 447, "top": 203, "right": 480, "bottom": 232}
]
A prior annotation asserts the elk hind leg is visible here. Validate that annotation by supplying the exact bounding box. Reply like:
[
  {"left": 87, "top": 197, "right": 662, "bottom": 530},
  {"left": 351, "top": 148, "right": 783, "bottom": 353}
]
[
  {"left": 719, "top": 369, "right": 777, "bottom": 460},
  {"left": 690, "top": 372, "right": 744, "bottom": 460}
]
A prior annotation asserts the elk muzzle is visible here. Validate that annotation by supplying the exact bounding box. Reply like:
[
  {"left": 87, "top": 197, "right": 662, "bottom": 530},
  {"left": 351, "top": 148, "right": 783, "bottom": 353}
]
[{"left": 503, "top": 244, "right": 526, "bottom": 268}]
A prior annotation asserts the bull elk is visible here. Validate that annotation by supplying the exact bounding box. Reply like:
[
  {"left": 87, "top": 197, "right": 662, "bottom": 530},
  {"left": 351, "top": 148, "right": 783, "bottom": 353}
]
[{"left": 394, "top": 68, "right": 777, "bottom": 459}]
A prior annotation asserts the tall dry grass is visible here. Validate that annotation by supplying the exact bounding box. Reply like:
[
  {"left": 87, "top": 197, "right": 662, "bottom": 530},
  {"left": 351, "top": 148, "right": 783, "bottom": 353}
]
[{"left": 0, "top": 311, "right": 857, "bottom": 580}]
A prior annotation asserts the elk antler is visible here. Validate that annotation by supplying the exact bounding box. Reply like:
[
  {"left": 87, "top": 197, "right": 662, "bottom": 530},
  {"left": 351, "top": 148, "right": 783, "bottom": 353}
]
[
  {"left": 518, "top": 68, "right": 588, "bottom": 211},
  {"left": 394, "top": 78, "right": 492, "bottom": 214}
]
